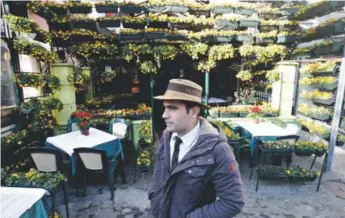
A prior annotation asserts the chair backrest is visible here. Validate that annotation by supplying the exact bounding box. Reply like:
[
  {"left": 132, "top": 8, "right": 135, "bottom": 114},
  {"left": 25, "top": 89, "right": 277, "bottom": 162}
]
[
  {"left": 27, "top": 148, "right": 63, "bottom": 173},
  {"left": 276, "top": 135, "right": 300, "bottom": 144},
  {"left": 284, "top": 123, "right": 301, "bottom": 135},
  {"left": 67, "top": 119, "right": 80, "bottom": 133},
  {"left": 73, "top": 148, "right": 108, "bottom": 171},
  {"left": 112, "top": 123, "right": 128, "bottom": 139}
]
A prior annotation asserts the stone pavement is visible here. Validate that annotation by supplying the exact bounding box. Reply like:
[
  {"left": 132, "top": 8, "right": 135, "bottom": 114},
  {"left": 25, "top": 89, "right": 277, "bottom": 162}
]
[{"left": 55, "top": 147, "right": 345, "bottom": 218}]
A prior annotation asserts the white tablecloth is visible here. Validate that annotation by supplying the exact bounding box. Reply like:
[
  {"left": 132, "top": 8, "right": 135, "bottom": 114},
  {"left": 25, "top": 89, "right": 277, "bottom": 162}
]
[
  {"left": 46, "top": 127, "right": 118, "bottom": 156},
  {"left": 236, "top": 122, "right": 288, "bottom": 137},
  {"left": 0, "top": 187, "right": 48, "bottom": 218}
]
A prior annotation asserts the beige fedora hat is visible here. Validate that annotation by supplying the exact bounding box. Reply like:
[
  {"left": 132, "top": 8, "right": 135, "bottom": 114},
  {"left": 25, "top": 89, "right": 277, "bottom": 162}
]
[{"left": 154, "top": 79, "right": 208, "bottom": 109}]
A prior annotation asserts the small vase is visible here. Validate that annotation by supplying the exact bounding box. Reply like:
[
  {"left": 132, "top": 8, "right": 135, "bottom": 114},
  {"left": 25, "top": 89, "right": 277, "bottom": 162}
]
[{"left": 82, "top": 128, "right": 90, "bottom": 136}]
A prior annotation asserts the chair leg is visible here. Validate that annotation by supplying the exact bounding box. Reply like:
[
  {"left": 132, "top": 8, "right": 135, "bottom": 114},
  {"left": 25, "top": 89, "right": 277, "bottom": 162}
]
[
  {"left": 118, "top": 158, "right": 126, "bottom": 184},
  {"left": 51, "top": 192, "right": 55, "bottom": 216},
  {"left": 62, "top": 183, "right": 70, "bottom": 218}
]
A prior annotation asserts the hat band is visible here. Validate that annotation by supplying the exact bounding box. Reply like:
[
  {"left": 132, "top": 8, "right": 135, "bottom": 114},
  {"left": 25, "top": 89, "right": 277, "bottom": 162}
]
[{"left": 167, "top": 82, "right": 202, "bottom": 98}]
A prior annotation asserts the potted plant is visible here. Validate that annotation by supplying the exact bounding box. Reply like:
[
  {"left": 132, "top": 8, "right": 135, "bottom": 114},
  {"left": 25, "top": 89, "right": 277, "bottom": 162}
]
[
  {"left": 73, "top": 111, "right": 93, "bottom": 135},
  {"left": 69, "top": 29, "right": 98, "bottom": 43},
  {"left": 300, "top": 61, "right": 337, "bottom": 75},
  {"left": 95, "top": 1, "right": 119, "bottom": 13},
  {"left": 43, "top": 75, "right": 61, "bottom": 90},
  {"left": 239, "top": 18, "right": 259, "bottom": 28},
  {"left": 285, "top": 166, "right": 318, "bottom": 181},
  {"left": 259, "top": 20, "right": 279, "bottom": 32},
  {"left": 215, "top": 15, "right": 242, "bottom": 30},
  {"left": 188, "top": 3, "right": 211, "bottom": 16},
  {"left": 256, "top": 30, "right": 277, "bottom": 44},
  {"left": 166, "top": 30, "right": 189, "bottom": 41},
  {"left": 310, "top": 76, "right": 338, "bottom": 91},
  {"left": 277, "top": 31, "right": 297, "bottom": 44},
  {"left": 257, "top": 165, "right": 286, "bottom": 179},
  {"left": 201, "top": 29, "right": 237, "bottom": 43},
  {"left": 212, "top": 4, "right": 233, "bottom": 15},
  {"left": 147, "top": 15, "right": 169, "bottom": 29},
  {"left": 247, "top": 105, "right": 263, "bottom": 124},
  {"left": 15, "top": 73, "right": 42, "bottom": 88},
  {"left": 140, "top": 61, "right": 158, "bottom": 75},
  {"left": 336, "top": 134, "right": 345, "bottom": 146},
  {"left": 263, "top": 140, "right": 294, "bottom": 153},
  {"left": 101, "top": 70, "right": 117, "bottom": 83},
  {"left": 236, "top": 70, "right": 252, "bottom": 81},
  {"left": 49, "top": 17, "right": 71, "bottom": 31},
  {"left": 45, "top": 1, "right": 68, "bottom": 16},
  {"left": 180, "top": 42, "right": 208, "bottom": 60},
  {"left": 67, "top": 1, "right": 92, "bottom": 14},
  {"left": 309, "top": 122, "right": 331, "bottom": 140},
  {"left": 294, "top": 141, "right": 327, "bottom": 156}
]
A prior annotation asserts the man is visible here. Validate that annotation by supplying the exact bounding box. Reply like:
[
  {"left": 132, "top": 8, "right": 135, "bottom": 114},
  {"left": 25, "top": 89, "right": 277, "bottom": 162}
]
[{"left": 148, "top": 79, "right": 244, "bottom": 218}]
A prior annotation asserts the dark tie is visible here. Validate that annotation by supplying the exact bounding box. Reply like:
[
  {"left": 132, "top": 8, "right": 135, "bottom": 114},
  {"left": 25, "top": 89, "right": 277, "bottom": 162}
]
[{"left": 171, "top": 137, "right": 182, "bottom": 171}]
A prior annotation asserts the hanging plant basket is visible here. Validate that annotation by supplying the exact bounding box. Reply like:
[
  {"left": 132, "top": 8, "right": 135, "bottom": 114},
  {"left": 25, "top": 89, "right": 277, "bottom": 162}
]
[
  {"left": 166, "top": 34, "right": 188, "bottom": 41},
  {"left": 146, "top": 6, "right": 168, "bottom": 13},
  {"left": 120, "top": 5, "right": 142, "bottom": 13},
  {"left": 71, "top": 21, "right": 97, "bottom": 31},
  {"left": 312, "top": 97, "right": 335, "bottom": 105},
  {"left": 277, "top": 35, "right": 296, "bottom": 44},
  {"left": 334, "top": 21, "right": 345, "bottom": 34},
  {"left": 311, "top": 113, "right": 330, "bottom": 121},
  {"left": 98, "top": 20, "right": 121, "bottom": 28},
  {"left": 68, "top": 5, "right": 92, "bottom": 14},
  {"left": 212, "top": 6, "right": 233, "bottom": 15},
  {"left": 216, "top": 19, "right": 239, "bottom": 29},
  {"left": 145, "top": 32, "right": 166, "bottom": 40},
  {"left": 295, "top": 149, "right": 313, "bottom": 157},
  {"left": 256, "top": 37, "right": 276, "bottom": 44},
  {"left": 169, "top": 5, "right": 189, "bottom": 13},
  {"left": 120, "top": 33, "right": 144, "bottom": 41},
  {"left": 239, "top": 19, "right": 259, "bottom": 28},
  {"left": 49, "top": 22, "right": 71, "bottom": 31},
  {"left": 311, "top": 81, "right": 338, "bottom": 91},
  {"left": 234, "top": 7, "right": 254, "bottom": 16},
  {"left": 148, "top": 21, "right": 169, "bottom": 29},
  {"left": 219, "top": 112, "right": 239, "bottom": 118},
  {"left": 206, "top": 35, "right": 233, "bottom": 43},
  {"left": 96, "top": 5, "right": 119, "bottom": 13},
  {"left": 280, "top": 7, "right": 299, "bottom": 16},
  {"left": 236, "top": 34, "right": 254, "bottom": 43}
]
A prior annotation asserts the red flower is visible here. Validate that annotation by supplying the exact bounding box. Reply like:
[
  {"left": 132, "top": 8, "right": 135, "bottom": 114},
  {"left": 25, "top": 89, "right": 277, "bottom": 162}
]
[
  {"left": 250, "top": 106, "right": 262, "bottom": 113},
  {"left": 75, "top": 111, "right": 93, "bottom": 118}
]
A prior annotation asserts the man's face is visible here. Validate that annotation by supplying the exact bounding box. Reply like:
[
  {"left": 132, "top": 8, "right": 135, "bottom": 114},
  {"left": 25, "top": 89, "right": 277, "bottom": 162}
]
[{"left": 162, "top": 100, "right": 198, "bottom": 136}]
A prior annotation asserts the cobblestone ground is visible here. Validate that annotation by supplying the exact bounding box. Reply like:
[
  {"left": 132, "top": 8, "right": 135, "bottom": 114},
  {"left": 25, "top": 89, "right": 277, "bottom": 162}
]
[{"left": 56, "top": 145, "right": 345, "bottom": 218}]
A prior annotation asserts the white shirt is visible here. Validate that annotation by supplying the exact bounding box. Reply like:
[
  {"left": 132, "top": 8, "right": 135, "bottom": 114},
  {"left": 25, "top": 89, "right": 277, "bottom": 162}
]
[{"left": 170, "top": 121, "right": 200, "bottom": 166}]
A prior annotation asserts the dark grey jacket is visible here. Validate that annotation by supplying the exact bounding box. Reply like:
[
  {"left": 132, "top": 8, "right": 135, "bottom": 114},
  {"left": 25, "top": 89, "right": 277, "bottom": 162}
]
[{"left": 148, "top": 118, "right": 245, "bottom": 218}]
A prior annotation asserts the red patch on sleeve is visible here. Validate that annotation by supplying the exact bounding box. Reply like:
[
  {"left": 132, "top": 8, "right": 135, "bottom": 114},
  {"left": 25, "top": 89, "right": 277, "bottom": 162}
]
[{"left": 228, "top": 163, "right": 237, "bottom": 173}]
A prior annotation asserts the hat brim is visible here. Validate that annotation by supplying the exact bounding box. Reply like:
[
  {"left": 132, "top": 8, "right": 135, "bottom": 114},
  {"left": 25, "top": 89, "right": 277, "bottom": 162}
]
[{"left": 154, "top": 95, "right": 209, "bottom": 109}]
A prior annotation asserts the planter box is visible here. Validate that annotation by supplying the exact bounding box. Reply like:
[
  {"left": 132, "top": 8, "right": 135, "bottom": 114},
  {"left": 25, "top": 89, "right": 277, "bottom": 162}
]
[
  {"left": 51, "top": 38, "right": 70, "bottom": 47},
  {"left": 71, "top": 21, "right": 97, "bottom": 31},
  {"left": 70, "top": 35, "right": 94, "bottom": 43},
  {"left": 239, "top": 112, "right": 248, "bottom": 118},
  {"left": 239, "top": 19, "right": 259, "bottom": 28},
  {"left": 277, "top": 35, "right": 296, "bottom": 44},
  {"left": 236, "top": 35, "right": 254, "bottom": 43},
  {"left": 122, "top": 22, "right": 146, "bottom": 29},
  {"left": 146, "top": 6, "right": 168, "bottom": 13},
  {"left": 312, "top": 97, "right": 335, "bottom": 105},
  {"left": 336, "top": 140, "right": 344, "bottom": 146},
  {"left": 49, "top": 22, "right": 71, "bottom": 31},
  {"left": 51, "top": 7, "right": 68, "bottom": 16},
  {"left": 148, "top": 21, "right": 169, "bottom": 29},
  {"left": 120, "top": 5, "right": 142, "bottom": 13},
  {"left": 295, "top": 150, "right": 313, "bottom": 156},
  {"left": 98, "top": 20, "right": 121, "bottom": 28},
  {"left": 314, "top": 150, "right": 326, "bottom": 157},
  {"left": 334, "top": 22, "right": 345, "bottom": 34},
  {"left": 340, "top": 118, "right": 345, "bottom": 129},
  {"left": 189, "top": 9, "right": 210, "bottom": 16},
  {"left": 145, "top": 32, "right": 165, "bottom": 40},
  {"left": 169, "top": 5, "right": 189, "bottom": 13},
  {"left": 219, "top": 112, "right": 238, "bottom": 118},
  {"left": 234, "top": 7, "right": 254, "bottom": 16},
  {"left": 280, "top": 7, "right": 299, "bottom": 16},
  {"left": 288, "top": 175, "right": 317, "bottom": 182},
  {"left": 206, "top": 36, "right": 233, "bottom": 43},
  {"left": 96, "top": 5, "right": 119, "bottom": 13},
  {"left": 311, "top": 113, "right": 330, "bottom": 121},
  {"left": 212, "top": 6, "right": 233, "bottom": 15},
  {"left": 256, "top": 37, "right": 276, "bottom": 44},
  {"left": 311, "top": 81, "right": 338, "bottom": 91},
  {"left": 190, "top": 24, "right": 214, "bottom": 31},
  {"left": 216, "top": 19, "right": 239, "bottom": 29},
  {"left": 315, "top": 25, "right": 335, "bottom": 38},
  {"left": 209, "top": 111, "right": 219, "bottom": 118},
  {"left": 260, "top": 25, "right": 278, "bottom": 32},
  {"left": 166, "top": 34, "right": 188, "bottom": 41},
  {"left": 68, "top": 6, "right": 92, "bottom": 14},
  {"left": 258, "top": 174, "right": 287, "bottom": 180},
  {"left": 120, "top": 33, "right": 143, "bottom": 41},
  {"left": 171, "top": 22, "right": 193, "bottom": 30}
]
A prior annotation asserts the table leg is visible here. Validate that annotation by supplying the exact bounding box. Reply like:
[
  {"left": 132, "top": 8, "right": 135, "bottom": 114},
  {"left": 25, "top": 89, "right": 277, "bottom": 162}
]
[
  {"left": 317, "top": 153, "right": 328, "bottom": 192},
  {"left": 310, "top": 155, "right": 317, "bottom": 170}
]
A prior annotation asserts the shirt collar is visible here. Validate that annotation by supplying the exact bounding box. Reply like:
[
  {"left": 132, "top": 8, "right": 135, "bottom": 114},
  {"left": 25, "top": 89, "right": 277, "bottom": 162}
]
[{"left": 172, "top": 121, "right": 200, "bottom": 148}]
